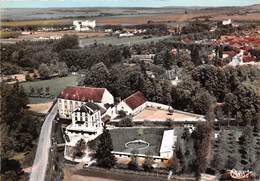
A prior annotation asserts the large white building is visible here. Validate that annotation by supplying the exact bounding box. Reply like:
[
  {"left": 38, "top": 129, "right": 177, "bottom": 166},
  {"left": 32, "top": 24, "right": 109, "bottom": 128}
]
[
  {"left": 58, "top": 86, "right": 114, "bottom": 119},
  {"left": 73, "top": 20, "right": 96, "bottom": 31},
  {"left": 64, "top": 102, "right": 105, "bottom": 162}
]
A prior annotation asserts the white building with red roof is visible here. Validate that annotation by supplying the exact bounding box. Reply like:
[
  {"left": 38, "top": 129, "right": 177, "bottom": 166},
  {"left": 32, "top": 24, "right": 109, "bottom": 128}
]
[
  {"left": 58, "top": 86, "right": 114, "bottom": 119},
  {"left": 116, "top": 91, "right": 147, "bottom": 115}
]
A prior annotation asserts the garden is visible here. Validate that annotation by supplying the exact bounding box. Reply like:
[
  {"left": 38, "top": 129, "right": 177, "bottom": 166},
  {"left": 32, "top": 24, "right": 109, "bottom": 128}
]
[{"left": 21, "top": 75, "right": 79, "bottom": 103}]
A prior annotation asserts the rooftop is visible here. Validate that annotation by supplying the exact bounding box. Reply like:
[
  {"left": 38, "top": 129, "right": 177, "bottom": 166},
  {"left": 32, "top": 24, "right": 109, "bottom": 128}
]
[
  {"left": 160, "top": 129, "right": 177, "bottom": 153},
  {"left": 123, "top": 91, "right": 146, "bottom": 110},
  {"left": 59, "top": 86, "right": 106, "bottom": 102},
  {"left": 75, "top": 102, "right": 101, "bottom": 115}
]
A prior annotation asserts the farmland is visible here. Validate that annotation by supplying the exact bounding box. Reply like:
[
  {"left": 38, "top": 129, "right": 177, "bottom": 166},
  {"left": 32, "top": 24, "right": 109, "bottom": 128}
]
[
  {"left": 0, "top": 31, "right": 21, "bottom": 38},
  {"left": 1, "top": 19, "right": 71, "bottom": 27},
  {"left": 79, "top": 35, "right": 170, "bottom": 46}
]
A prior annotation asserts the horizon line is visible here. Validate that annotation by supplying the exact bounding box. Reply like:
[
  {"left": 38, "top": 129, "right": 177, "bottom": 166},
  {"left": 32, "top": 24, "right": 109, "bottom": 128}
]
[{"left": 2, "top": 4, "right": 258, "bottom": 9}]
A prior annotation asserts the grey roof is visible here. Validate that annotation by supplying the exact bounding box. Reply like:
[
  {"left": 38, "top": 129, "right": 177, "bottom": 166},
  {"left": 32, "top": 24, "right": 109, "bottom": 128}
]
[{"left": 75, "top": 102, "right": 101, "bottom": 115}]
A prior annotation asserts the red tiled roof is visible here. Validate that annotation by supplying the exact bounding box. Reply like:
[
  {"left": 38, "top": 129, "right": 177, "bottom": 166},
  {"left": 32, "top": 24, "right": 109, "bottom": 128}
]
[
  {"left": 124, "top": 91, "right": 146, "bottom": 110},
  {"left": 243, "top": 56, "right": 256, "bottom": 62},
  {"left": 59, "top": 86, "right": 105, "bottom": 102}
]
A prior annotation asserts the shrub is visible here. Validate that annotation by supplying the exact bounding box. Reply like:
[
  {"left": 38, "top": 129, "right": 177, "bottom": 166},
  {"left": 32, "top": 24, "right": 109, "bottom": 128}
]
[
  {"left": 128, "top": 158, "right": 138, "bottom": 170},
  {"left": 118, "top": 116, "right": 133, "bottom": 127},
  {"left": 142, "top": 157, "right": 154, "bottom": 172},
  {"left": 118, "top": 110, "right": 127, "bottom": 118}
]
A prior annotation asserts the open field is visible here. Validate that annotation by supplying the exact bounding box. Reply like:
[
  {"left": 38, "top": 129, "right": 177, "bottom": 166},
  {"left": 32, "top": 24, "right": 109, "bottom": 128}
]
[
  {"left": 19, "top": 30, "right": 107, "bottom": 39},
  {"left": 21, "top": 75, "right": 79, "bottom": 103},
  {"left": 0, "top": 31, "right": 21, "bottom": 38},
  {"left": 79, "top": 35, "right": 170, "bottom": 46},
  {"left": 1, "top": 19, "right": 71, "bottom": 27}
]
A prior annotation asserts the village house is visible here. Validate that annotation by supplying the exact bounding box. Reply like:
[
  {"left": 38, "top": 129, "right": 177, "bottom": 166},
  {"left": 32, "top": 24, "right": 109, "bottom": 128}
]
[
  {"left": 116, "top": 91, "right": 147, "bottom": 115},
  {"left": 58, "top": 86, "right": 114, "bottom": 119}
]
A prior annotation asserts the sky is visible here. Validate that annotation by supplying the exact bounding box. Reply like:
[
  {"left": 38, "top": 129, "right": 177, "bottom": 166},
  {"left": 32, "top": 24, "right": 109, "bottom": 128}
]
[{"left": 1, "top": 0, "right": 259, "bottom": 8}]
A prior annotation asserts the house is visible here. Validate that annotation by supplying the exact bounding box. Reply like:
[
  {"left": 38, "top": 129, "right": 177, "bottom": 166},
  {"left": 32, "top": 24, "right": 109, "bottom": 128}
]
[
  {"left": 64, "top": 102, "right": 104, "bottom": 162},
  {"left": 73, "top": 20, "right": 96, "bottom": 31},
  {"left": 116, "top": 91, "right": 147, "bottom": 115},
  {"left": 58, "top": 86, "right": 114, "bottom": 119},
  {"left": 222, "top": 19, "right": 232, "bottom": 26},
  {"left": 131, "top": 54, "right": 155, "bottom": 62},
  {"left": 70, "top": 102, "right": 103, "bottom": 131},
  {"left": 119, "top": 32, "right": 134, "bottom": 38}
]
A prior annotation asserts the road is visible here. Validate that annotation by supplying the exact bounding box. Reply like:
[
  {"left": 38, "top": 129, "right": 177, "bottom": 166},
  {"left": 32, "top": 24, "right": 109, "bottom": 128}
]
[
  {"left": 64, "top": 165, "right": 169, "bottom": 181},
  {"left": 29, "top": 103, "right": 58, "bottom": 181}
]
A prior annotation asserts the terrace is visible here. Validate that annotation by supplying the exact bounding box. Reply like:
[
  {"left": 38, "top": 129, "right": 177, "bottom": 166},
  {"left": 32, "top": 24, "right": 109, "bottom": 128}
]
[{"left": 133, "top": 107, "right": 205, "bottom": 123}]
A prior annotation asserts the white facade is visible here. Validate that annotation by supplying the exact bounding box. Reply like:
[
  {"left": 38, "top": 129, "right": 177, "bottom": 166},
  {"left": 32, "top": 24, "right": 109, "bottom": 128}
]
[
  {"left": 58, "top": 88, "right": 114, "bottom": 119},
  {"left": 73, "top": 20, "right": 96, "bottom": 31},
  {"left": 70, "top": 107, "right": 103, "bottom": 131},
  {"left": 64, "top": 103, "right": 104, "bottom": 162},
  {"left": 116, "top": 101, "right": 170, "bottom": 117},
  {"left": 222, "top": 19, "right": 232, "bottom": 26},
  {"left": 119, "top": 32, "right": 134, "bottom": 38}
]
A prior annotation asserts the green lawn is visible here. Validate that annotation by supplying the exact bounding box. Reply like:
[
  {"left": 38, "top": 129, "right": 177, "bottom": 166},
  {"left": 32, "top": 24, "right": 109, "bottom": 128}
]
[{"left": 21, "top": 75, "right": 79, "bottom": 103}]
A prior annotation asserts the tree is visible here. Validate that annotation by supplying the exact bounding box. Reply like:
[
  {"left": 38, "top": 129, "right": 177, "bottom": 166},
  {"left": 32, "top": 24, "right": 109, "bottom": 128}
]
[
  {"left": 154, "top": 49, "right": 174, "bottom": 70},
  {"left": 142, "top": 156, "right": 154, "bottom": 172},
  {"left": 117, "top": 110, "right": 127, "bottom": 118},
  {"left": 38, "top": 63, "right": 51, "bottom": 79},
  {"left": 191, "top": 46, "right": 201, "bottom": 66},
  {"left": 191, "top": 89, "right": 216, "bottom": 115},
  {"left": 1, "top": 83, "right": 28, "bottom": 129},
  {"left": 30, "top": 87, "right": 35, "bottom": 96},
  {"left": 193, "top": 122, "right": 213, "bottom": 178},
  {"left": 73, "top": 139, "right": 87, "bottom": 158},
  {"left": 94, "top": 126, "right": 116, "bottom": 168},
  {"left": 128, "top": 150, "right": 139, "bottom": 170},
  {"left": 53, "top": 34, "right": 79, "bottom": 52},
  {"left": 45, "top": 86, "right": 50, "bottom": 96},
  {"left": 25, "top": 73, "right": 32, "bottom": 81},
  {"left": 118, "top": 116, "right": 133, "bottom": 127},
  {"left": 171, "top": 152, "right": 181, "bottom": 174},
  {"left": 84, "top": 62, "right": 110, "bottom": 88}
]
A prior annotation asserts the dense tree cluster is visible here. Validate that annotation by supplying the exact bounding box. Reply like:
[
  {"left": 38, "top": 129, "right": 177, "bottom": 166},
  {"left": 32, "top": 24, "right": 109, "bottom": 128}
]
[{"left": 0, "top": 83, "right": 42, "bottom": 179}]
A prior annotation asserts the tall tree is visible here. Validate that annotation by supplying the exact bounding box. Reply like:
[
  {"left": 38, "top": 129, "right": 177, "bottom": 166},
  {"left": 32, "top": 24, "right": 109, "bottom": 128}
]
[
  {"left": 193, "top": 121, "right": 213, "bottom": 178},
  {"left": 94, "top": 126, "right": 116, "bottom": 168}
]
